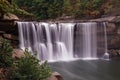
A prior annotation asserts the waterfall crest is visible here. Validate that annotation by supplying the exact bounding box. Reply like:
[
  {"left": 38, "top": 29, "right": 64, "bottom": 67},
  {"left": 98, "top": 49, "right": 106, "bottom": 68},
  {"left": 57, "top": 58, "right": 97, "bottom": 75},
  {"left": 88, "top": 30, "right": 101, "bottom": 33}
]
[{"left": 18, "top": 22, "right": 108, "bottom": 61}]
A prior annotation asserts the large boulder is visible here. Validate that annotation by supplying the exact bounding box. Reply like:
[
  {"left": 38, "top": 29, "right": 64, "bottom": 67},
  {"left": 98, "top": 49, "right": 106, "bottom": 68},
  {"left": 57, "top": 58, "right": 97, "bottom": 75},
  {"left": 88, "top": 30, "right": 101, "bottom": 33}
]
[
  {"left": 12, "top": 49, "right": 24, "bottom": 58},
  {"left": 46, "top": 72, "right": 64, "bottom": 80}
]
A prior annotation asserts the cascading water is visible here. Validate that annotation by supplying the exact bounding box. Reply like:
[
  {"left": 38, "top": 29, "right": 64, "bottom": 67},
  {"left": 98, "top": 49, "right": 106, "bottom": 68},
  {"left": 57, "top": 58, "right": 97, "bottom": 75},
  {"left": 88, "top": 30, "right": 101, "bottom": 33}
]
[
  {"left": 75, "top": 23, "right": 97, "bottom": 59},
  {"left": 102, "top": 22, "right": 109, "bottom": 60},
  {"left": 18, "top": 22, "right": 108, "bottom": 61}
]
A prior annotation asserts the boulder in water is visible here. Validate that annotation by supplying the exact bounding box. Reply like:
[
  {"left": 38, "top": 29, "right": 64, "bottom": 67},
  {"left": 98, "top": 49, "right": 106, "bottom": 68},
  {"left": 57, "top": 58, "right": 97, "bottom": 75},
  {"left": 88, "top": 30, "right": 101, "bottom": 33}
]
[{"left": 46, "top": 72, "right": 64, "bottom": 80}]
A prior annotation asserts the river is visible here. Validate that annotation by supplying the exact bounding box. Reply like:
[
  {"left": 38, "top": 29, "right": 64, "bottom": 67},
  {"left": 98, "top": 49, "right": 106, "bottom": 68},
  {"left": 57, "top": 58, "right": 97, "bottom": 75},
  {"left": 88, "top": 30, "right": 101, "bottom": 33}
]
[{"left": 49, "top": 59, "right": 120, "bottom": 80}]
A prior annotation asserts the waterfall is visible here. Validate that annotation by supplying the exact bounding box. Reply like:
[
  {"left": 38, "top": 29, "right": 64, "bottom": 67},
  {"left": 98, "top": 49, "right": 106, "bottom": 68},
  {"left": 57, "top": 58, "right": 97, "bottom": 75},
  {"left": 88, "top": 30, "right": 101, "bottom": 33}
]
[
  {"left": 102, "top": 22, "right": 109, "bottom": 60},
  {"left": 18, "top": 22, "right": 108, "bottom": 61},
  {"left": 76, "top": 23, "right": 97, "bottom": 59}
]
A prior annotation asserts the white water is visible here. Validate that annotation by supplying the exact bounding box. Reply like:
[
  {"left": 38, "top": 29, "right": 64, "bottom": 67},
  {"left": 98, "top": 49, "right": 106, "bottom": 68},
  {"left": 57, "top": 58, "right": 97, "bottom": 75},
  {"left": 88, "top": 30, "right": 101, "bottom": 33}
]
[
  {"left": 102, "top": 22, "right": 109, "bottom": 60},
  {"left": 17, "top": 22, "right": 108, "bottom": 61},
  {"left": 82, "top": 23, "right": 97, "bottom": 59}
]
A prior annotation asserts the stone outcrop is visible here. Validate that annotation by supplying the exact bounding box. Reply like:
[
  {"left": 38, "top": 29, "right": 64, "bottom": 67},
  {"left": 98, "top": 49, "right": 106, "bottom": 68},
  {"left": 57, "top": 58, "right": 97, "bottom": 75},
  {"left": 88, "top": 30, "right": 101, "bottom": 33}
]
[
  {"left": 0, "top": 15, "right": 19, "bottom": 48},
  {"left": 106, "top": 21, "right": 120, "bottom": 58},
  {"left": 2, "top": 13, "right": 19, "bottom": 21},
  {"left": 90, "top": 16, "right": 116, "bottom": 22},
  {"left": 89, "top": 16, "right": 120, "bottom": 23}
]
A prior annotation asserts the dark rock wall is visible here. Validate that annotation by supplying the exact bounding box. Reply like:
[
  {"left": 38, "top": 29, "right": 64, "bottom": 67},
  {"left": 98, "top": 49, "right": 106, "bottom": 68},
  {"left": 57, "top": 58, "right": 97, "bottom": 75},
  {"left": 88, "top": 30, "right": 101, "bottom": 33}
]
[
  {"left": 0, "top": 20, "right": 19, "bottom": 48},
  {"left": 107, "top": 22, "right": 120, "bottom": 49},
  {"left": 106, "top": 22, "right": 120, "bottom": 58}
]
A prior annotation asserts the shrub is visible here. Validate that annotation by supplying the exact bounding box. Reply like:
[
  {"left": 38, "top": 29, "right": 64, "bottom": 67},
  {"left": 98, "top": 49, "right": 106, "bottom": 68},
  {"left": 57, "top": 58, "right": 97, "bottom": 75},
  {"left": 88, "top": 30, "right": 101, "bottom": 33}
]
[
  {"left": 0, "top": 39, "right": 51, "bottom": 80},
  {"left": 0, "top": 38, "right": 14, "bottom": 79},
  {"left": 7, "top": 48, "right": 51, "bottom": 80},
  {"left": 0, "top": 38, "right": 14, "bottom": 68}
]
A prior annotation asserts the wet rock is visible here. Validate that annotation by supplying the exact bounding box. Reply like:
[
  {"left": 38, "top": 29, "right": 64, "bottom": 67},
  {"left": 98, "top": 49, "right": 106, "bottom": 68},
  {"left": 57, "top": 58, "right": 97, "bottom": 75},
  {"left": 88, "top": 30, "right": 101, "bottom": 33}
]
[
  {"left": 46, "top": 72, "right": 64, "bottom": 80},
  {"left": 107, "top": 36, "right": 120, "bottom": 49},
  {"left": 106, "top": 23, "right": 116, "bottom": 34},
  {"left": 12, "top": 49, "right": 24, "bottom": 58},
  {"left": 117, "top": 27, "right": 120, "bottom": 35},
  {"left": 108, "top": 49, "right": 120, "bottom": 59}
]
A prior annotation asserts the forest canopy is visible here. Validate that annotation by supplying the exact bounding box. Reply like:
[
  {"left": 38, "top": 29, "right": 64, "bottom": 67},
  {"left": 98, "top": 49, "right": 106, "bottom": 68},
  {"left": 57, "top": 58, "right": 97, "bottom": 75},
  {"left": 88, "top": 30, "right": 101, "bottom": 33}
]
[
  {"left": 0, "top": 0, "right": 119, "bottom": 20},
  {"left": 16, "top": 0, "right": 111, "bottom": 19}
]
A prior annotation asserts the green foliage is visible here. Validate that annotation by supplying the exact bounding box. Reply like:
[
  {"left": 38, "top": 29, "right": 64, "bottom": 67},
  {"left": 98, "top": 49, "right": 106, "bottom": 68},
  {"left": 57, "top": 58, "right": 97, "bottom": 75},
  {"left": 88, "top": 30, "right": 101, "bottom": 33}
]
[
  {"left": 63, "top": 0, "right": 111, "bottom": 18},
  {"left": 63, "top": 0, "right": 72, "bottom": 15},
  {"left": 16, "top": 0, "right": 64, "bottom": 19},
  {"left": 0, "top": 38, "right": 14, "bottom": 68},
  {"left": 0, "top": 0, "right": 12, "bottom": 17},
  {"left": 0, "top": 0, "right": 31, "bottom": 18},
  {"left": 7, "top": 48, "right": 51, "bottom": 80},
  {"left": 15, "top": 0, "right": 112, "bottom": 19},
  {"left": 0, "top": 39, "right": 51, "bottom": 80}
]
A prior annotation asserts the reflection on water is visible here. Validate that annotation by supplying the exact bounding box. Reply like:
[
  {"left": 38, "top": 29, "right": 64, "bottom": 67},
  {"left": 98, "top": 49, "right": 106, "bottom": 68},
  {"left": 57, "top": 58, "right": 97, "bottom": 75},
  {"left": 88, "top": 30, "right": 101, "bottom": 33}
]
[{"left": 49, "top": 60, "right": 120, "bottom": 80}]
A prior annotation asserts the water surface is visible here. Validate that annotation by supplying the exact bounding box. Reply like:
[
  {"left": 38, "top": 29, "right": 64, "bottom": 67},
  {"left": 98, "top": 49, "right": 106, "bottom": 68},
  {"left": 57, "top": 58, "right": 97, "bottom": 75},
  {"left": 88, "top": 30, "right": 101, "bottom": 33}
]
[{"left": 49, "top": 60, "right": 120, "bottom": 80}]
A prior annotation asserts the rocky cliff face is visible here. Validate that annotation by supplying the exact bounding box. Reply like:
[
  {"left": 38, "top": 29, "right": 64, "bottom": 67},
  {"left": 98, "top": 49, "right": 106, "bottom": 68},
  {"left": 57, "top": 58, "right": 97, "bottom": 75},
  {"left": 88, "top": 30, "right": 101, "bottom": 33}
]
[
  {"left": 106, "top": 22, "right": 120, "bottom": 58},
  {"left": 0, "top": 20, "right": 18, "bottom": 48}
]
